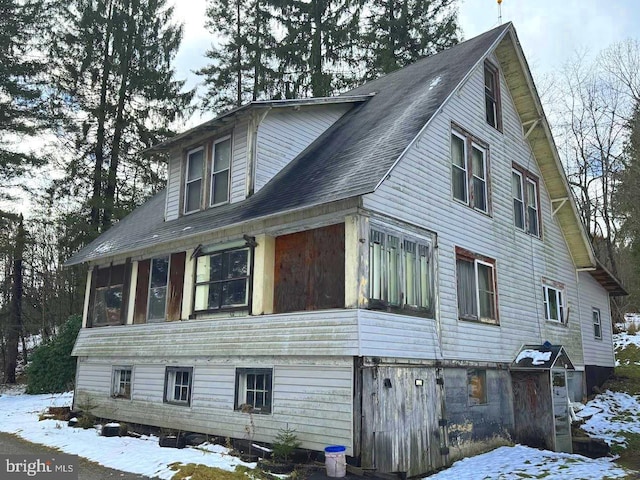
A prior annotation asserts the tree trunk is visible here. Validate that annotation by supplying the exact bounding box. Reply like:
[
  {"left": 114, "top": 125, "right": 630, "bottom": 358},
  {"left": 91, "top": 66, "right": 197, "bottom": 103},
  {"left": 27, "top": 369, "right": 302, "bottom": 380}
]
[{"left": 6, "top": 216, "right": 25, "bottom": 384}]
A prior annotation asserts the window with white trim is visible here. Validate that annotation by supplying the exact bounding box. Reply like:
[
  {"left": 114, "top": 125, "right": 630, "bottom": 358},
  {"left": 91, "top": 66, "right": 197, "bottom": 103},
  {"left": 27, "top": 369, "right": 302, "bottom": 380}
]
[
  {"left": 512, "top": 164, "right": 541, "bottom": 237},
  {"left": 164, "top": 367, "right": 193, "bottom": 406},
  {"left": 147, "top": 256, "right": 169, "bottom": 322},
  {"left": 184, "top": 147, "right": 204, "bottom": 214},
  {"left": 369, "top": 227, "right": 434, "bottom": 314},
  {"left": 194, "top": 246, "right": 251, "bottom": 312},
  {"left": 210, "top": 136, "right": 231, "bottom": 206},
  {"left": 593, "top": 308, "right": 602, "bottom": 339},
  {"left": 543, "top": 280, "right": 565, "bottom": 323},
  {"left": 484, "top": 62, "right": 502, "bottom": 130},
  {"left": 112, "top": 367, "right": 132, "bottom": 399},
  {"left": 235, "top": 368, "right": 273, "bottom": 414},
  {"left": 456, "top": 247, "right": 498, "bottom": 324},
  {"left": 451, "top": 128, "right": 489, "bottom": 213}
]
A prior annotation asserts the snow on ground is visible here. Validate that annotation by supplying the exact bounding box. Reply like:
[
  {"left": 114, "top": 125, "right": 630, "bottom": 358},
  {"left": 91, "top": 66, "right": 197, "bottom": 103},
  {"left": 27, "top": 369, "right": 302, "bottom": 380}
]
[
  {"left": 0, "top": 385, "right": 637, "bottom": 479},
  {"left": 0, "top": 386, "right": 255, "bottom": 479},
  {"left": 578, "top": 390, "right": 640, "bottom": 447},
  {"left": 614, "top": 331, "right": 640, "bottom": 351}
]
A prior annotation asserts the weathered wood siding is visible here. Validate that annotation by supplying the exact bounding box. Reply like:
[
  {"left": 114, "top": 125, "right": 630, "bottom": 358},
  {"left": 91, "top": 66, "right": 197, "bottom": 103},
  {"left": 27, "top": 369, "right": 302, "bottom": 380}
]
[
  {"left": 254, "top": 105, "right": 351, "bottom": 191},
  {"left": 72, "top": 310, "right": 360, "bottom": 358},
  {"left": 74, "top": 356, "right": 353, "bottom": 453},
  {"left": 165, "top": 152, "right": 182, "bottom": 221},
  {"left": 363, "top": 53, "right": 587, "bottom": 367},
  {"left": 230, "top": 119, "right": 249, "bottom": 203},
  {"left": 578, "top": 272, "right": 615, "bottom": 367}
]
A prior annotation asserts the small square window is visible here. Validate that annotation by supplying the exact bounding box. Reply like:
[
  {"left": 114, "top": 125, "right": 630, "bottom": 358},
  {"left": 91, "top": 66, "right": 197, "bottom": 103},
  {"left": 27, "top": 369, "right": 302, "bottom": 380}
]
[
  {"left": 112, "top": 367, "right": 132, "bottom": 399},
  {"left": 164, "top": 367, "right": 193, "bottom": 406},
  {"left": 468, "top": 369, "right": 487, "bottom": 405},
  {"left": 593, "top": 308, "right": 602, "bottom": 339},
  {"left": 235, "top": 368, "right": 273, "bottom": 414}
]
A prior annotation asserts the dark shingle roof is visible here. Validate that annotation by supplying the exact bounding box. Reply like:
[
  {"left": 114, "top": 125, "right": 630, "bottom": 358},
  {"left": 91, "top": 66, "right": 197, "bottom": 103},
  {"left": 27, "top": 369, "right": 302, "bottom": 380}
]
[{"left": 66, "top": 24, "right": 510, "bottom": 266}]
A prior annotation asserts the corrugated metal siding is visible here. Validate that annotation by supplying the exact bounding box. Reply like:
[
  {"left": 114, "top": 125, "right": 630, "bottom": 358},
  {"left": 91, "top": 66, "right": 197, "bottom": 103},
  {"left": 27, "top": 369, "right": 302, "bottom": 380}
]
[
  {"left": 578, "top": 272, "right": 615, "bottom": 367},
  {"left": 357, "top": 310, "right": 442, "bottom": 360},
  {"left": 72, "top": 310, "right": 360, "bottom": 358},
  {"left": 231, "top": 120, "right": 249, "bottom": 203},
  {"left": 363, "top": 57, "right": 586, "bottom": 366},
  {"left": 165, "top": 153, "right": 182, "bottom": 221},
  {"left": 74, "top": 356, "right": 353, "bottom": 453},
  {"left": 254, "top": 105, "right": 351, "bottom": 191}
]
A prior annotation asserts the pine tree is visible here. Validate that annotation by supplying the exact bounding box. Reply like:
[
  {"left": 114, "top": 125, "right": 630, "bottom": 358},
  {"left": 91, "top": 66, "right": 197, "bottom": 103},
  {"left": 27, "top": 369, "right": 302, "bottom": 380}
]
[
  {"left": 273, "top": 0, "right": 362, "bottom": 98},
  {"left": 361, "top": 0, "right": 460, "bottom": 79},
  {"left": 198, "top": 0, "right": 277, "bottom": 113},
  {"left": 0, "top": 0, "right": 50, "bottom": 194},
  {"left": 50, "top": 0, "right": 194, "bottom": 235}
]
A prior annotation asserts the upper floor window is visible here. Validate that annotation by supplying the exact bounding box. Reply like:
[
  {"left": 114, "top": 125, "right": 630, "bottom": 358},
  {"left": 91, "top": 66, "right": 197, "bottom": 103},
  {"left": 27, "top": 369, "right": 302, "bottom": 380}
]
[
  {"left": 593, "top": 308, "right": 602, "bottom": 339},
  {"left": 194, "top": 246, "right": 251, "bottom": 313},
  {"left": 184, "top": 147, "right": 204, "bottom": 214},
  {"left": 451, "top": 128, "right": 489, "bottom": 214},
  {"left": 210, "top": 136, "right": 231, "bottom": 206},
  {"left": 147, "top": 256, "right": 169, "bottom": 322},
  {"left": 484, "top": 62, "right": 502, "bottom": 130},
  {"left": 369, "top": 227, "right": 434, "bottom": 314},
  {"left": 512, "top": 164, "right": 541, "bottom": 237},
  {"left": 543, "top": 279, "right": 565, "bottom": 324},
  {"left": 456, "top": 247, "right": 498, "bottom": 324}
]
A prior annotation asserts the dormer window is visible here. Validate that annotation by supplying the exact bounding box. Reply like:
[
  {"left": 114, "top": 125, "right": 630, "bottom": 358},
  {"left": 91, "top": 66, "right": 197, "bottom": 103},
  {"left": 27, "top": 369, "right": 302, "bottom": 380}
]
[
  {"left": 484, "top": 62, "right": 502, "bottom": 131},
  {"left": 210, "top": 136, "right": 231, "bottom": 206},
  {"left": 184, "top": 147, "right": 204, "bottom": 214}
]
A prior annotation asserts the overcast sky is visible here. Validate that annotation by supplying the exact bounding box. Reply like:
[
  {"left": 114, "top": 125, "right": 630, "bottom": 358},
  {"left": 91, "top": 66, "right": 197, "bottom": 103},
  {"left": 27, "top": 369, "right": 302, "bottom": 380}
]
[{"left": 171, "top": 0, "right": 640, "bottom": 112}]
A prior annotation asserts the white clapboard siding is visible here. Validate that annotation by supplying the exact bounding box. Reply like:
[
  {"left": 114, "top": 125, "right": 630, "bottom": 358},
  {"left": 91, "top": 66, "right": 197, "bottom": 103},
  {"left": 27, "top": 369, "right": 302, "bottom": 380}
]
[
  {"left": 254, "top": 105, "right": 351, "bottom": 191},
  {"left": 578, "top": 272, "right": 615, "bottom": 367},
  {"left": 363, "top": 54, "right": 586, "bottom": 367},
  {"left": 165, "top": 152, "right": 182, "bottom": 221},
  {"left": 72, "top": 310, "right": 360, "bottom": 358},
  {"left": 230, "top": 119, "right": 249, "bottom": 203},
  {"left": 357, "top": 310, "right": 442, "bottom": 359},
  {"left": 75, "top": 356, "right": 353, "bottom": 453}
]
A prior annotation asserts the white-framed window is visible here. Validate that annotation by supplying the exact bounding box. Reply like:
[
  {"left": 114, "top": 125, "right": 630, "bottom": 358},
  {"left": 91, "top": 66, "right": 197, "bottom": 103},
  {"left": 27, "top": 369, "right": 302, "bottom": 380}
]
[
  {"left": 369, "top": 227, "right": 434, "bottom": 313},
  {"left": 593, "top": 308, "right": 602, "bottom": 339},
  {"left": 543, "top": 280, "right": 565, "bottom": 323},
  {"left": 210, "top": 136, "right": 232, "bottom": 206},
  {"left": 467, "top": 368, "right": 487, "bottom": 406},
  {"left": 147, "top": 256, "right": 169, "bottom": 322},
  {"left": 235, "top": 368, "right": 273, "bottom": 414},
  {"left": 451, "top": 127, "right": 489, "bottom": 213},
  {"left": 484, "top": 62, "right": 501, "bottom": 130},
  {"left": 164, "top": 366, "right": 193, "bottom": 406},
  {"left": 184, "top": 147, "right": 204, "bottom": 214},
  {"left": 456, "top": 247, "right": 498, "bottom": 324},
  {"left": 111, "top": 366, "right": 132, "bottom": 399},
  {"left": 194, "top": 246, "right": 251, "bottom": 312},
  {"left": 512, "top": 164, "right": 541, "bottom": 237}
]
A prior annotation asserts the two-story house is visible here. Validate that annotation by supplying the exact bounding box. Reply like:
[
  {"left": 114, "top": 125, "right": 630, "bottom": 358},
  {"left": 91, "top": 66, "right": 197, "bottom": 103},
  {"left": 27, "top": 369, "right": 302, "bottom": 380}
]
[{"left": 67, "top": 23, "right": 625, "bottom": 476}]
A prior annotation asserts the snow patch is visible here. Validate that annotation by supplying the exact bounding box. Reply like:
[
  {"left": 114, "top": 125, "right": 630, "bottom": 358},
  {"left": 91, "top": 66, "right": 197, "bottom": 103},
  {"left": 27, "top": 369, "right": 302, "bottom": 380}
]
[
  {"left": 515, "top": 349, "right": 551, "bottom": 365},
  {"left": 429, "top": 76, "right": 442, "bottom": 89}
]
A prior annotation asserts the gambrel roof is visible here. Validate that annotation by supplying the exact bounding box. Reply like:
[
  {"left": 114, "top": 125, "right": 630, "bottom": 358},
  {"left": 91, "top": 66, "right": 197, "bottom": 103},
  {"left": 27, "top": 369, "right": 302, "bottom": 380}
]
[{"left": 66, "top": 22, "right": 614, "bottom": 293}]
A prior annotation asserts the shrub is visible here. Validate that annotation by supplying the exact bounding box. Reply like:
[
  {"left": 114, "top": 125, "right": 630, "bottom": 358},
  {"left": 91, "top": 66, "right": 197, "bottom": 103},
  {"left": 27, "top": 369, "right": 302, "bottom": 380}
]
[
  {"left": 26, "top": 315, "right": 82, "bottom": 393},
  {"left": 272, "top": 426, "right": 301, "bottom": 463}
]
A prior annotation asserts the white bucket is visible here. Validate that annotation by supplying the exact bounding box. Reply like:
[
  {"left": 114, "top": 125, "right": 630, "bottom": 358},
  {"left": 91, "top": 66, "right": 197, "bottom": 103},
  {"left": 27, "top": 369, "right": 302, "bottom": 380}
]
[{"left": 324, "top": 445, "right": 346, "bottom": 478}]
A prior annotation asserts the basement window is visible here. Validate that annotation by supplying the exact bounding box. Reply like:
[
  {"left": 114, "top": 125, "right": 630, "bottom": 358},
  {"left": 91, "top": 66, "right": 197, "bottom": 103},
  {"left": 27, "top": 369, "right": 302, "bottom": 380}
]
[
  {"left": 235, "top": 368, "right": 273, "bottom": 414},
  {"left": 164, "top": 367, "right": 193, "bottom": 406},
  {"left": 112, "top": 366, "right": 132, "bottom": 399}
]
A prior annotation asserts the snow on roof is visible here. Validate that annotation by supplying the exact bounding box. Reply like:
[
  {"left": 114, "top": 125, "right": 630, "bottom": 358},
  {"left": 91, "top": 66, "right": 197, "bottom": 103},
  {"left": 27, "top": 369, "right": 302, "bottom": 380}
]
[{"left": 515, "top": 349, "right": 552, "bottom": 366}]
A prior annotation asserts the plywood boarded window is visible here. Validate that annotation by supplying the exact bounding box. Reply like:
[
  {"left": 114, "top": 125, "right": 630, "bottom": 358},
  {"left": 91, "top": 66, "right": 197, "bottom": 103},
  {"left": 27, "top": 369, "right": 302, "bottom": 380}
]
[
  {"left": 274, "top": 223, "right": 345, "bottom": 313},
  {"left": 468, "top": 368, "right": 487, "bottom": 405}
]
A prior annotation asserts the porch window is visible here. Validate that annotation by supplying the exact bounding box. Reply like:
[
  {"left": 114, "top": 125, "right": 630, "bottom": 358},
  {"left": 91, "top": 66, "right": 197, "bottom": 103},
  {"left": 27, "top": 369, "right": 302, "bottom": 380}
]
[
  {"left": 112, "top": 366, "right": 132, "bottom": 399},
  {"left": 543, "top": 280, "right": 565, "bottom": 323},
  {"left": 235, "top": 368, "right": 273, "bottom": 414},
  {"left": 456, "top": 247, "right": 497, "bottom": 324},
  {"left": 369, "top": 228, "right": 433, "bottom": 313},
  {"left": 451, "top": 127, "right": 490, "bottom": 213},
  {"left": 184, "top": 147, "right": 204, "bottom": 214},
  {"left": 593, "top": 308, "right": 602, "bottom": 339},
  {"left": 92, "top": 264, "right": 127, "bottom": 327},
  {"left": 210, "top": 136, "right": 231, "bottom": 206},
  {"left": 147, "top": 256, "right": 169, "bottom": 322},
  {"left": 467, "top": 368, "right": 487, "bottom": 405},
  {"left": 164, "top": 366, "right": 193, "bottom": 406},
  {"left": 194, "top": 247, "right": 251, "bottom": 312},
  {"left": 484, "top": 62, "right": 501, "bottom": 130}
]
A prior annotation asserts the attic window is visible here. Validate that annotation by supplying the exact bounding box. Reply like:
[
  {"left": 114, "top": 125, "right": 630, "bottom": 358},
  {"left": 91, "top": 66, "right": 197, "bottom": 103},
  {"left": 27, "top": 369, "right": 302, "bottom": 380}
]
[
  {"left": 184, "top": 147, "right": 204, "bottom": 214},
  {"left": 210, "top": 136, "right": 231, "bottom": 206},
  {"left": 484, "top": 62, "right": 502, "bottom": 131}
]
